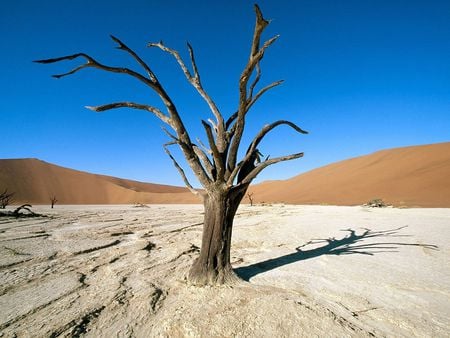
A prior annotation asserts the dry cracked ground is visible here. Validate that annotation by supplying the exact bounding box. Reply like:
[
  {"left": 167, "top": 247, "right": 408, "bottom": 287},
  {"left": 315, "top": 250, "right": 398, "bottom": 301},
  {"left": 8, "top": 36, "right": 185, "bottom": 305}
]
[{"left": 0, "top": 204, "right": 449, "bottom": 337}]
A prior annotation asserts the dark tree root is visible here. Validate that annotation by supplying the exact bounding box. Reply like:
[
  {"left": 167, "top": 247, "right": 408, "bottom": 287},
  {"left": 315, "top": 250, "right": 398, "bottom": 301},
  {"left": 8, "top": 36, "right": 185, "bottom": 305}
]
[{"left": 188, "top": 262, "right": 243, "bottom": 286}]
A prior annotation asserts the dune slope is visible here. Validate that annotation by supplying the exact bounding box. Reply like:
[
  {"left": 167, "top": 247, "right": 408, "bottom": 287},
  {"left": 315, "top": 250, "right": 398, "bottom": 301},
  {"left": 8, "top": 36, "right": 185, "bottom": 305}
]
[
  {"left": 0, "top": 158, "right": 198, "bottom": 204},
  {"left": 250, "top": 142, "right": 450, "bottom": 207}
]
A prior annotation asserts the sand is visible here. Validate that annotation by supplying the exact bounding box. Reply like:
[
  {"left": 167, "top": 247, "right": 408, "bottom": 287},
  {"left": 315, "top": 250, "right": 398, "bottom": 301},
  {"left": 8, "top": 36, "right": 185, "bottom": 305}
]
[
  {"left": 0, "top": 204, "right": 449, "bottom": 337},
  {"left": 249, "top": 142, "right": 450, "bottom": 207},
  {"left": 0, "top": 159, "right": 198, "bottom": 205},
  {"left": 2, "top": 142, "right": 450, "bottom": 207}
]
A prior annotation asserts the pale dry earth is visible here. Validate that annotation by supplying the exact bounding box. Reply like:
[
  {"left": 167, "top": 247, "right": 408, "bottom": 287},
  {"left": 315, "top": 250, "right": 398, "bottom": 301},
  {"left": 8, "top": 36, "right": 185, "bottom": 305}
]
[{"left": 0, "top": 204, "right": 449, "bottom": 337}]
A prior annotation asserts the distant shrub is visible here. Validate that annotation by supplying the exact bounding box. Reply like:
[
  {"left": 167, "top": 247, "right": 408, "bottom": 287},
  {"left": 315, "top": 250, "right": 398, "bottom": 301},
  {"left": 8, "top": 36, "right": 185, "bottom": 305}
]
[
  {"left": 365, "top": 198, "right": 387, "bottom": 208},
  {"left": 133, "top": 203, "right": 149, "bottom": 208},
  {"left": 0, "top": 189, "right": 14, "bottom": 209}
]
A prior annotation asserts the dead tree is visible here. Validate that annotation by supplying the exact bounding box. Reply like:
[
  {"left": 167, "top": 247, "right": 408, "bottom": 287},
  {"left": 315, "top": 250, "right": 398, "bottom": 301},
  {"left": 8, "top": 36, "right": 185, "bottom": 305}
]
[
  {"left": 0, "top": 189, "right": 14, "bottom": 209},
  {"left": 13, "top": 204, "right": 36, "bottom": 217},
  {"left": 0, "top": 204, "right": 45, "bottom": 218},
  {"left": 35, "top": 5, "right": 308, "bottom": 285},
  {"left": 50, "top": 196, "right": 58, "bottom": 209},
  {"left": 247, "top": 192, "right": 255, "bottom": 206}
]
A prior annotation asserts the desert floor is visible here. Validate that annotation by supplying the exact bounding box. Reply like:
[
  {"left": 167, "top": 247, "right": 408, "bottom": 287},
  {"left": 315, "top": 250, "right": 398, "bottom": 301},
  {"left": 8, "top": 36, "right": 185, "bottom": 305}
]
[{"left": 0, "top": 204, "right": 449, "bottom": 337}]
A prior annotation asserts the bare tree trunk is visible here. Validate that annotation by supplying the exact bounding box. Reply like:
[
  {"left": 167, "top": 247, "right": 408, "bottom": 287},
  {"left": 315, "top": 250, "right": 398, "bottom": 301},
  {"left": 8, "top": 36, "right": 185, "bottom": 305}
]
[
  {"left": 188, "top": 185, "right": 248, "bottom": 285},
  {"left": 50, "top": 196, "right": 57, "bottom": 209}
]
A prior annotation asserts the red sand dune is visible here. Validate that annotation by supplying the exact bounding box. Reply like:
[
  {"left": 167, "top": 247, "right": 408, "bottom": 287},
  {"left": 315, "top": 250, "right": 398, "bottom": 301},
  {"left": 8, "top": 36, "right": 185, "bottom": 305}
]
[
  {"left": 1, "top": 142, "right": 449, "bottom": 207},
  {"left": 0, "top": 158, "right": 199, "bottom": 205},
  {"left": 249, "top": 142, "right": 450, "bottom": 207}
]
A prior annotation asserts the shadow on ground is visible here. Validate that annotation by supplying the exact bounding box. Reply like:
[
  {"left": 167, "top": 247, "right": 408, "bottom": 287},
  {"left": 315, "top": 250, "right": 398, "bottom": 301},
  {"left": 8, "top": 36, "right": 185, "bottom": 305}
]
[{"left": 235, "top": 226, "right": 438, "bottom": 281}]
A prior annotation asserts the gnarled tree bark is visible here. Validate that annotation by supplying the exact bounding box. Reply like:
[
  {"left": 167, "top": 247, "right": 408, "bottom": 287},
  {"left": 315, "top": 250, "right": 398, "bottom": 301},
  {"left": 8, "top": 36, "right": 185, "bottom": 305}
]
[
  {"left": 189, "top": 184, "right": 248, "bottom": 285},
  {"left": 36, "top": 5, "right": 308, "bottom": 286}
]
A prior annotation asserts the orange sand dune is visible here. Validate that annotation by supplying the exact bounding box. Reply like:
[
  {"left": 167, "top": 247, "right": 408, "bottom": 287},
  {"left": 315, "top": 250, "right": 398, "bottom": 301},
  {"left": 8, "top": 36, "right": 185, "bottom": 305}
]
[
  {"left": 249, "top": 142, "right": 450, "bottom": 207},
  {"left": 1, "top": 142, "right": 449, "bottom": 207},
  {"left": 0, "top": 159, "right": 199, "bottom": 205}
]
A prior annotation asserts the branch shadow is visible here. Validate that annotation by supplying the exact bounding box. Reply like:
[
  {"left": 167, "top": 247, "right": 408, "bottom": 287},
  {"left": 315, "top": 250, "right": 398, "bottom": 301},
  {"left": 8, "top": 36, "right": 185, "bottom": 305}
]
[{"left": 235, "top": 226, "right": 438, "bottom": 281}]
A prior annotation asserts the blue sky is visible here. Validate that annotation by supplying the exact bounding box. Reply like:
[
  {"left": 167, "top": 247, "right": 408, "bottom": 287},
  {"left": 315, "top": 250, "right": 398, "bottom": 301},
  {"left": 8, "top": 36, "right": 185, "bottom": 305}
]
[{"left": 1, "top": 0, "right": 449, "bottom": 187}]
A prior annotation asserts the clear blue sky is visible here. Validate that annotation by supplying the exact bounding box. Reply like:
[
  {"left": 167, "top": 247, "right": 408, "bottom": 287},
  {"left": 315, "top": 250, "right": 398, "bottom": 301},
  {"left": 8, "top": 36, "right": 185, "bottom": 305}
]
[{"left": 1, "top": 0, "right": 449, "bottom": 187}]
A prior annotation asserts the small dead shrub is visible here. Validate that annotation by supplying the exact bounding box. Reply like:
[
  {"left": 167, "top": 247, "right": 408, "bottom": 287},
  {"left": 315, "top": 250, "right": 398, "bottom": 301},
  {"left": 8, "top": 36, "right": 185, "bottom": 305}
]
[{"left": 365, "top": 198, "right": 387, "bottom": 208}]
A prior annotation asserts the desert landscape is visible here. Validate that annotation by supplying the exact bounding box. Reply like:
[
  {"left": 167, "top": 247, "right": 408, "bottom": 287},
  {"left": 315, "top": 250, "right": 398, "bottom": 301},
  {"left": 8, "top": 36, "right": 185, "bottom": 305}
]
[
  {"left": 3, "top": 0, "right": 449, "bottom": 336},
  {"left": 0, "top": 204, "right": 449, "bottom": 337},
  {"left": 1, "top": 142, "right": 450, "bottom": 336}
]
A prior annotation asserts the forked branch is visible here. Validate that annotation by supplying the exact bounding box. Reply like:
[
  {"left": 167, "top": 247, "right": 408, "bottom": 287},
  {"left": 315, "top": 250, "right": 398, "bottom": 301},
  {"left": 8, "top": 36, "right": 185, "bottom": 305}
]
[
  {"left": 110, "top": 35, "right": 157, "bottom": 81},
  {"left": 225, "top": 78, "right": 283, "bottom": 135},
  {"left": 148, "top": 41, "right": 225, "bottom": 147},
  {"left": 247, "top": 79, "right": 284, "bottom": 111},
  {"left": 34, "top": 53, "right": 153, "bottom": 87},
  {"left": 228, "top": 120, "right": 308, "bottom": 185},
  {"left": 227, "top": 5, "right": 279, "bottom": 172}
]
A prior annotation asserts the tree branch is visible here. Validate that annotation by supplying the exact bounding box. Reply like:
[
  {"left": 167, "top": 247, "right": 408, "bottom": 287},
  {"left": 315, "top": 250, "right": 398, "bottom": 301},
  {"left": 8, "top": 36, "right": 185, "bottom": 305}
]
[
  {"left": 193, "top": 145, "right": 215, "bottom": 179},
  {"left": 201, "top": 120, "right": 224, "bottom": 179},
  {"left": 225, "top": 79, "right": 284, "bottom": 138},
  {"left": 85, "top": 102, "right": 171, "bottom": 125},
  {"left": 227, "top": 5, "right": 277, "bottom": 173},
  {"left": 161, "top": 126, "right": 179, "bottom": 142},
  {"left": 240, "top": 152, "right": 304, "bottom": 185},
  {"left": 163, "top": 143, "right": 201, "bottom": 196},
  {"left": 251, "top": 4, "right": 270, "bottom": 57},
  {"left": 250, "top": 120, "right": 308, "bottom": 150},
  {"left": 148, "top": 41, "right": 193, "bottom": 77},
  {"left": 196, "top": 137, "right": 212, "bottom": 155},
  {"left": 110, "top": 35, "right": 157, "bottom": 81},
  {"left": 246, "top": 79, "right": 284, "bottom": 111},
  {"left": 248, "top": 63, "right": 262, "bottom": 100},
  {"left": 225, "top": 112, "right": 238, "bottom": 130},
  {"left": 228, "top": 120, "right": 308, "bottom": 185},
  {"left": 34, "top": 53, "right": 154, "bottom": 88},
  {"left": 148, "top": 41, "right": 225, "bottom": 148},
  {"left": 186, "top": 42, "right": 200, "bottom": 81}
]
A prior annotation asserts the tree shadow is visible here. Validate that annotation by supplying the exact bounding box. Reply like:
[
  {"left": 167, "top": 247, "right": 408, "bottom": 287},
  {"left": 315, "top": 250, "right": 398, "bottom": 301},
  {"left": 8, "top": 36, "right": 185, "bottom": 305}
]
[{"left": 235, "top": 226, "right": 438, "bottom": 281}]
